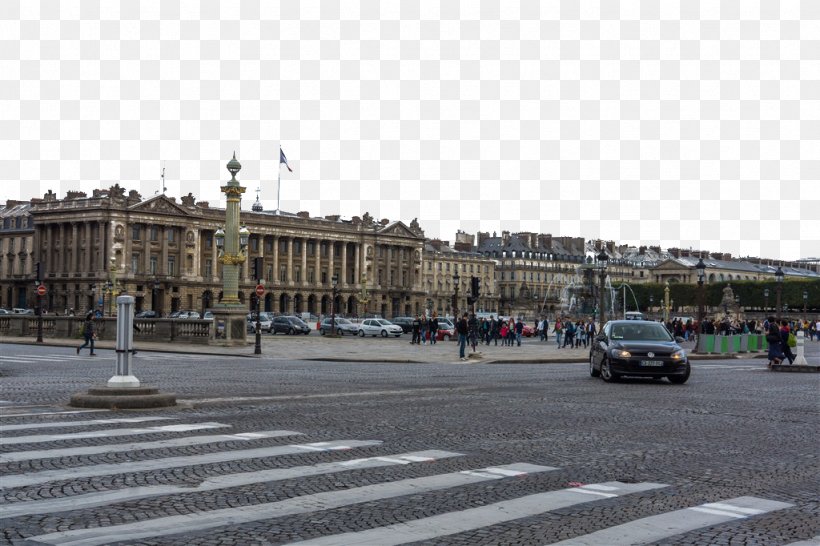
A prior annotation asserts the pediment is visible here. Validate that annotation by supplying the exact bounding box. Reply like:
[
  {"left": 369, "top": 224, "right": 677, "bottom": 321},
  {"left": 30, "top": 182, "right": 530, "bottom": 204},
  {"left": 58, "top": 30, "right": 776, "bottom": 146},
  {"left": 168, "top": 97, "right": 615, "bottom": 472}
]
[
  {"left": 129, "top": 195, "right": 200, "bottom": 217},
  {"left": 377, "top": 221, "right": 420, "bottom": 239},
  {"left": 651, "top": 258, "right": 690, "bottom": 271}
]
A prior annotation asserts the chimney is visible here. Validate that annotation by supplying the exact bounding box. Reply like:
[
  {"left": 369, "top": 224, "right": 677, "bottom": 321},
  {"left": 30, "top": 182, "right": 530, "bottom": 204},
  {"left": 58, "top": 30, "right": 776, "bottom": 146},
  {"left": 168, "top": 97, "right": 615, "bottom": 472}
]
[
  {"left": 196, "top": 201, "right": 209, "bottom": 208},
  {"left": 639, "top": 245, "right": 647, "bottom": 255},
  {"left": 606, "top": 241, "right": 615, "bottom": 253},
  {"left": 501, "top": 230, "right": 510, "bottom": 246},
  {"left": 297, "top": 211, "right": 311, "bottom": 219},
  {"left": 477, "top": 231, "right": 490, "bottom": 248},
  {"left": 669, "top": 248, "right": 680, "bottom": 258},
  {"left": 453, "top": 242, "right": 472, "bottom": 252},
  {"left": 538, "top": 234, "right": 553, "bottom": 250}
]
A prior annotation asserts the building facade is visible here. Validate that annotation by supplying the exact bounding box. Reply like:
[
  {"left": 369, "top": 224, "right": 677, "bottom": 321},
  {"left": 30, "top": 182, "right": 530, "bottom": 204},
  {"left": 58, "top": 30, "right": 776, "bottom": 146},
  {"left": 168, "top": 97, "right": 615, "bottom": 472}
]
[
  {"left": 18, "top": 184, "right": 428, "bottom": 318},
  {"left": 421, "top": 236, "right": 497, "bottom": 317}
]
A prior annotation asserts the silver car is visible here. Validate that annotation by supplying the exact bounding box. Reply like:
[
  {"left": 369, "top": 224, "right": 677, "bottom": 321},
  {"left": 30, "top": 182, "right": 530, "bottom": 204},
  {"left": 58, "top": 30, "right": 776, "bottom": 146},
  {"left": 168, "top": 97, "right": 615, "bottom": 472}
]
[
  {"left": 319, "top": 317, "right": 359, "bottom": 336},
  {"left": 358, "top": 318, "right": 403, "bottom": 337}
]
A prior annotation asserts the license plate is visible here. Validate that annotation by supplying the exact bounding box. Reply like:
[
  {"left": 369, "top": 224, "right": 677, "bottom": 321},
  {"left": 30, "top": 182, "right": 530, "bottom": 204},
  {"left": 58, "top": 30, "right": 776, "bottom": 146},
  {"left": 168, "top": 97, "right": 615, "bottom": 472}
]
[{"left": 640, "top": 360, "right": 664, "bottom": 366}]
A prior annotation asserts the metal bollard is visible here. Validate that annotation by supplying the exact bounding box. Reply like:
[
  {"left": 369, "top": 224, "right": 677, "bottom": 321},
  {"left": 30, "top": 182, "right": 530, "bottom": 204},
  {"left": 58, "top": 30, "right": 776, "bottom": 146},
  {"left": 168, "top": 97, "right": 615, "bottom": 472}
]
[{"left": 107, "top": 295, "right": 140, "bottom": 388}]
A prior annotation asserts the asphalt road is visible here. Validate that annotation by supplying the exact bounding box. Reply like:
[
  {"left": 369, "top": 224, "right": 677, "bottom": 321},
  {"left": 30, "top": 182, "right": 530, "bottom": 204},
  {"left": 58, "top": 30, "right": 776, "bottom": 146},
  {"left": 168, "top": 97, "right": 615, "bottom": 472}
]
[{"left": 1, "top": 343, "right": 818, "bottom": 545}]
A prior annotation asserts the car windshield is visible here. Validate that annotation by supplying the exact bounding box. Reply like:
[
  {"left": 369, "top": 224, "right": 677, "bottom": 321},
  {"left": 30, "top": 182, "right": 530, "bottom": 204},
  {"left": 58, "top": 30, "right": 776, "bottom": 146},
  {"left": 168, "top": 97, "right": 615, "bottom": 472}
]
[
  {"left": 376, "top": 319, "right": 392, "bottom": 325},
  {"left": 610, "top": 323, "right": 673, "bottom": 341},
  {"left": 290, "top": 318, "right": 306, "bottom": 325},
  {"left": 334, "top": 318, "right": 351, "bottom": 324}
]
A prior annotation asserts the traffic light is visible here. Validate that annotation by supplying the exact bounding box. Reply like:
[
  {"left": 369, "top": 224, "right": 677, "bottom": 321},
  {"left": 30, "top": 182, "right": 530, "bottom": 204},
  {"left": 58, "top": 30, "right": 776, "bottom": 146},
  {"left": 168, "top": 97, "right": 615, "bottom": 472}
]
[
  {"left": 467, "top": 296, "right": 475, "bottom": 306},
  {"left": 252, "top": 257, "right": 263, "bottom": 281},
  {"left": 470, "top": 276, "right": 480, "bottom": 297}
]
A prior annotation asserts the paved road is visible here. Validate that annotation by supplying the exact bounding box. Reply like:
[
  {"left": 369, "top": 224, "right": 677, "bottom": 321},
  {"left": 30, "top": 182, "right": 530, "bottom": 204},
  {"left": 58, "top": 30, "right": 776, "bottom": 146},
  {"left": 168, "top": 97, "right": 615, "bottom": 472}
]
[{"left": 0, "top": 343, "right": 818, "bottom": 545}]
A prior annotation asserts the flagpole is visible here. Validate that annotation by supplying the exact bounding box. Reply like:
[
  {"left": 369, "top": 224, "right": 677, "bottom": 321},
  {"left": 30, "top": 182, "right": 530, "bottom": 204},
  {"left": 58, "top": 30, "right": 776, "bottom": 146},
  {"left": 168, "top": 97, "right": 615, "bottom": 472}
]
[{"left": 276, "top": 163, "right": 281, "bottom": 214}]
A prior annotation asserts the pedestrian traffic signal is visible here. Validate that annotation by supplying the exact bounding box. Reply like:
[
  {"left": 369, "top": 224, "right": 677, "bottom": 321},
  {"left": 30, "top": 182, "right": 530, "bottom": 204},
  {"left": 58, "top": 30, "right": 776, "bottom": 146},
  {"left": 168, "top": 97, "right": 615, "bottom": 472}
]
[{"left": 470, "top": 276, "right": 480, "bottom": 297}]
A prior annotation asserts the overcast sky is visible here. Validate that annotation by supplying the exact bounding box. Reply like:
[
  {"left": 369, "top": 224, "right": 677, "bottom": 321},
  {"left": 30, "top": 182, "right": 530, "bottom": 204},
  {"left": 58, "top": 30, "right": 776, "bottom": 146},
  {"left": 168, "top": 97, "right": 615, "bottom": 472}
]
[{"left": 3, "top": 1, "right": 818, "bottom": 262}]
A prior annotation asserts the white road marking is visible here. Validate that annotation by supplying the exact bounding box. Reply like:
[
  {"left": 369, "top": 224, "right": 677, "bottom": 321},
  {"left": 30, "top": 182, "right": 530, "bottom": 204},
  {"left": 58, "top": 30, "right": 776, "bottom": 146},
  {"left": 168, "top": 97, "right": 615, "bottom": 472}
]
[
  {"left": 2, "top": 449, "right": 462, "bottom": 518},
  {"left": 26, "top": 462, "right": 557, "bottom": 546},
  {"left": 179, "top": 387, "right": 478, "bottom": 405},
  {"left": 0, "top": 429, "right": 302, "bottom": 463},
  {"left": 548, "top": 496, "right": 794, "bottom": 545},
  {"left": 0, "top": 416, "right": 175, "bottom": 433},
  {"left": 0, "top": 439, "right": 380, "bottom": 488},
  {"left": 0, "top": 409, "right": 109, "bottom": 418},
  {"left": 288, "top": 482, "right": 666, "bottom": 546},
  {"left": 0, "top": 422, "right": 229, "bottom": 446},
  {"left": 783, "top": 536, "right": 820, "bottom": 546}
]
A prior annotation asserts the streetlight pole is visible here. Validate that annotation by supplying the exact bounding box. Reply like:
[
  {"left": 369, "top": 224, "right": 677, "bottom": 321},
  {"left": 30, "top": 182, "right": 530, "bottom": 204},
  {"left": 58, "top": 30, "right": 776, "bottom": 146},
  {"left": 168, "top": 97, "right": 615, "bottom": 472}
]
[
  {"left": 596, "top": 249, "right": 608, "bottom": 327},
  {"left": 695, "top": 257, "right": 706, "bottom": 349},
  {"left": 775, "top": 266, "right": 784, "bottom": 320},
  {"left": 649, "top": 294, "right": 654, "bottom": 320},
  {"left": 803, "top": 290, "right": 808, "bottom": 322},
  {"left": 764, "top": 288, "right": 769, "bottom": 317},
  {"left": 331, "top": 273, "right": 338, "bottom": 336}
]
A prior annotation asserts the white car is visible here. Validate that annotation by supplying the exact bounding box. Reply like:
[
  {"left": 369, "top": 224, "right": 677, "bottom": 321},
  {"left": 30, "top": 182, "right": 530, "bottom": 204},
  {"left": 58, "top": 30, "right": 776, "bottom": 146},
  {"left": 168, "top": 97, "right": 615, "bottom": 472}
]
[
  {"left": 319, "top": 317, "right": 359, "bottom": 336},
  {"left": 358, "top": 318, "right": 403, "bottom": 337}
]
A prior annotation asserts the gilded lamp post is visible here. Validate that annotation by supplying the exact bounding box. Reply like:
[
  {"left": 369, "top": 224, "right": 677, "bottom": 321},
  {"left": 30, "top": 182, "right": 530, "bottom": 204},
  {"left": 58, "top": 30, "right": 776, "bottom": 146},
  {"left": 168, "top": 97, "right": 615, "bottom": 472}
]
[{"left": 209, "top": 153, "right": 250, "bottom": 345}]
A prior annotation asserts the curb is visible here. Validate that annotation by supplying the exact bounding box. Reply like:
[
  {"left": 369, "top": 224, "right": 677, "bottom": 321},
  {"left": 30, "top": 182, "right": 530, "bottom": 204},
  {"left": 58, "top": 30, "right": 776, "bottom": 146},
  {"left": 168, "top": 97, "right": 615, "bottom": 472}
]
[{"left": 0, "top": 339, "right": 259, "bottom": 358}]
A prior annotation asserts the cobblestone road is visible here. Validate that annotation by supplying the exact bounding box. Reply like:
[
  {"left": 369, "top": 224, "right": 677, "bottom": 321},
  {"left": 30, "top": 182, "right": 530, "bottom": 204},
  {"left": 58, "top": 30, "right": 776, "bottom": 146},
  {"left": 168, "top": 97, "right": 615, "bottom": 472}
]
[{"left": 1, "top": 342, "right": 818, "bottom": 545}]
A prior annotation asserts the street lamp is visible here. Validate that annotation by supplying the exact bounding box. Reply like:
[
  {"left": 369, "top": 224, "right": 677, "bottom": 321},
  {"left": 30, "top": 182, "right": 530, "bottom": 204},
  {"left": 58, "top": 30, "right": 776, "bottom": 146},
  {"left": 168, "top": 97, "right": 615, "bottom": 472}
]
[
  {"left": 764, "top": 288, "right": 769, "bottom": 316},
  {"left": 696, "top": 256, "right": 706, "bottom": 323},
  {"left": 331, "top": 273, "right": 339, "bottom": 336},
  {"left": 596, "top": 249, "right": 608, "bottom": 327},
  {"left": 105, "top": 280, "right": 113, "bottom": 317},
  {"left": 649, "top": 294, "right": 654, "bottom": 320},
  {"left": 775, "top": 266, "right": 784, "bottom": 320},
  {"left": 453, "top": 271, "right": 460, "bottom": 318}
]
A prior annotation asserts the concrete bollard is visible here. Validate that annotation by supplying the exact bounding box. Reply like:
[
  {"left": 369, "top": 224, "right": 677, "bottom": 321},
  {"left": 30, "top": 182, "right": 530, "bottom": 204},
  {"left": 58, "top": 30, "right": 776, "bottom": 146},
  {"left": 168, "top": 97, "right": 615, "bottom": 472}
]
[
  {"left": 107, "top": 295, "right": 140, "bottom": 388},
  {"left": 793, "top": 330, "right": 808, "bottom": 366}
]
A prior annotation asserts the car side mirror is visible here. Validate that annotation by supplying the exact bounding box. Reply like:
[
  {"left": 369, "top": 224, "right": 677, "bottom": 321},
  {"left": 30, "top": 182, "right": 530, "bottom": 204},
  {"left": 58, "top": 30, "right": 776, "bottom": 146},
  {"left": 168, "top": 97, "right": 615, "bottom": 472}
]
[{"left": 675, "top": 336, "right": 685, "bottom": 343}]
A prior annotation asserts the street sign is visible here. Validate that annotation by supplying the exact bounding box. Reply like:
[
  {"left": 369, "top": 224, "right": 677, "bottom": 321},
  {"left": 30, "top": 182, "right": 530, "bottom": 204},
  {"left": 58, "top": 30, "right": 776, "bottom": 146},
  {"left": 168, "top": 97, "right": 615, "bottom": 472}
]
[
  {"left": 37, "top": 284, "right": 47, "bottom": 296},
  {"left": 255, "top": 284, "right": 264, "bottom": 297}
]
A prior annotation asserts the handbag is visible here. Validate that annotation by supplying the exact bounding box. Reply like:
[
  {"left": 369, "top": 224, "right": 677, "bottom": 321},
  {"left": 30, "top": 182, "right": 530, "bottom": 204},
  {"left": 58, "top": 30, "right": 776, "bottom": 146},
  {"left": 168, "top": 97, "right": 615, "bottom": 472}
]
[{"left": 787, "top": 332, "right": 797, "bottom": 348}]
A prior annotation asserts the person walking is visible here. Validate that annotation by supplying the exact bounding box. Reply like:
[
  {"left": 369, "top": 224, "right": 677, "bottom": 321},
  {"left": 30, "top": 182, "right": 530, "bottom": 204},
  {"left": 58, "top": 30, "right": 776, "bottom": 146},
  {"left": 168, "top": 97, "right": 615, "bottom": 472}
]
[
  {"left": 77, "top": 312, "right": 97, "bottom": 356},
  {"left": 490, "top": 316, "right": 499, "bottom": 345},
  {"left": 540, "top": 318, "right": 549, "bottom": 342},
  {"left": 780, "top": 319, "right": 796, "bottom": 365},
  {"left": 429, "top": 313, "right": 438, "bottom": 345},
  {"left": 514, "top": 318, "right": 524, "bottom": 347},
  {"left": 420, "top": 314, "right": 428, "bottom": 345},
  {"left": 553, "top": 319, "right": 563, "bottom": 348},
  {"left": 766, "top": 318, "right": 784, "bottom": 367},
  {"left": 456, "top": 312, "right": 469, "bottom": 361},
  {"left": 563, "top": 320, "right": 576, "bottom": 348},
  {"left": 500, "top": 321, "right": 509, "bottom": 346},
  {"left": 411, "top": 315, "right": 421, "bottom": 344}
]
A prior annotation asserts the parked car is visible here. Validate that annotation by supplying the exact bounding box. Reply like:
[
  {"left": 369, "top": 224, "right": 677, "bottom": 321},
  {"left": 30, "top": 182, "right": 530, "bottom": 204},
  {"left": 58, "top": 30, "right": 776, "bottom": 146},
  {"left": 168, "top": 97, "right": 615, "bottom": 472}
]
[
  {"left": 438, "top": 318, "right": 455, "bottom": 331},
  {"left": 435, "top": 325, "right": 455, "bottom": 341},
  {"left": 521, "top": 324, "right": 535, "bottom": 337},
  {"left": 203, "top": 311, "right": 214, "bottom": 320},
  {"left": 270, "top": 315, "right": 311, "bottom": 335},
  {"left": 319, "top": 317, "right": 359, "bottom": 336},
  {"left": 135, "top": 310, "right": 158, "bottom": 318},
  {"left": 589, "top": 320, "right": 690, "bottom": 384},
  {"left": 390, "top": 317, "right": 415, "bottom": 333},
  {"left": 168, "top": 310, "right": 182, "bottom": 319},
  {"left": 247, "top": 312, "right": 273, "bottom": 333},
  {"left": 12, "top": 308, "right": 34, "bottom": 315},
  {"left": 176, "top": 310, "right": 201, "bottom": 319},
  {"left": 0, "top": 308, "right": 10, "bottom": 315},
  {"left": 358, "top": 318, "right": 403, "bottom": 337}
]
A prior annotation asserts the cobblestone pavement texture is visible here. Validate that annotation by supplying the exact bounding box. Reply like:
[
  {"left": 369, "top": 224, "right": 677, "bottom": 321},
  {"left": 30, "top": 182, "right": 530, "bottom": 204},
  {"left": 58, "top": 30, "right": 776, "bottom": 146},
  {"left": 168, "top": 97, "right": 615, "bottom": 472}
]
[{"left": 0, "top": 338, "right": 818, "bottom": 545}]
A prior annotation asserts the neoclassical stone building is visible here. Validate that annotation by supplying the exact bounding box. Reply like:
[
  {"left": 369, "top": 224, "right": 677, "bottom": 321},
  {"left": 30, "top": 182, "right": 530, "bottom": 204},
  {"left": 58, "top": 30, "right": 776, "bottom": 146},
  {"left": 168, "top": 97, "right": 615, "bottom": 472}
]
[
  {"left": 21, "top": 184, "right": 428, "bottom": 318},
  {"left": 421, "top": 236, "right": 497, "bottom": 317}
]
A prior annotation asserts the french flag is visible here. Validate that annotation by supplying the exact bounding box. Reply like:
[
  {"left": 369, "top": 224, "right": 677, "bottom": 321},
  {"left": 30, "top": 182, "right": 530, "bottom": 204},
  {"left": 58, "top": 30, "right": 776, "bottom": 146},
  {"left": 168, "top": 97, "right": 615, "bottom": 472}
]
[{"left": 280, "top": 148, "right": 293, "bottom": 172}]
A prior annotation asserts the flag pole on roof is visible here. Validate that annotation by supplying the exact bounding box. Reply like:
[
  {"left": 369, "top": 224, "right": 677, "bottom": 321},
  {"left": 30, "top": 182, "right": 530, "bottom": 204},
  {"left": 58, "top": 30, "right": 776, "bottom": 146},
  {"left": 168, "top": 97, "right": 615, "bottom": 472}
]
[{"left": 277, "top": 147, "right": 293, "bottom": 214}]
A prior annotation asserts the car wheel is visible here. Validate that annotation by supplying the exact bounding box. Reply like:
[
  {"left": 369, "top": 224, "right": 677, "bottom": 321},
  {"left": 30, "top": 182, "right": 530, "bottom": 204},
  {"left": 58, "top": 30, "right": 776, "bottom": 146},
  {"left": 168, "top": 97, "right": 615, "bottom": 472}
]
[
  {"left": 600, "top": 359, "right": 619, "bottom": 382},
  {"left": 288, "top": 327, "right": 295, "bottom": 335},
  {"left": 668, "top": 365, "right": 690, "bottom": 384},
  {"left": 589, "top": 354, "right": 600, "bottom": 377},
  {"left": 381, "top": 330, "right": 388, "bottom": 337},
  {"left": 320, "top": 329, "right": 325, "bottom": 335},
  {"left": 338, "top": 329, "right": 343, "bottom": 336},
  {"left": 359, "top": 330, "right": 365, "bottom": 337}
]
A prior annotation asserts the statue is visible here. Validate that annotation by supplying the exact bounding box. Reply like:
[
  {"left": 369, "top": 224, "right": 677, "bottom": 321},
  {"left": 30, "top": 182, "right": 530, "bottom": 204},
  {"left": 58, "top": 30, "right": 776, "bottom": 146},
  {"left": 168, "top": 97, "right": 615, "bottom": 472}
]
[
  {"left": 181, "top": 192, "right": 196, "bottom": 207},
  {"left": 109, "top": 183, "right": 126, "bottom": 199}
]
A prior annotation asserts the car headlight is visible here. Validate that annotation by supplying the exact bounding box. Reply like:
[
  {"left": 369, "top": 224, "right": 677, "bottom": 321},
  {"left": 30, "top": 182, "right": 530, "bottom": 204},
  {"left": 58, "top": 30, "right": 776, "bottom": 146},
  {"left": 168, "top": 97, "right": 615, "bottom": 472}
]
[
  {"left": 610, "top": 349, "right": 631, "bottom": 359},
  {"left": 671, "top": 349, "right": 686, "bottom": 360}
]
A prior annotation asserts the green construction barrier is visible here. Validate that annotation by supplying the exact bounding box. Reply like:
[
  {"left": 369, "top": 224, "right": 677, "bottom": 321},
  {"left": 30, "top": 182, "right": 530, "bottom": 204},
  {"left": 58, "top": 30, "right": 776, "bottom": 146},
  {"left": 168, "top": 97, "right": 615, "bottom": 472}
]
[
  {"left": 731, "top": 336, "right": 741, "bottom": 353},
  {"left": 703, "top": 335, "right": 716, "bottom": 353},
  {"left": 747, "top": 335, "right": 758, "bottom": 352},
  {"left": 720, "top": 336, "right": 729, "bottom": 353}
]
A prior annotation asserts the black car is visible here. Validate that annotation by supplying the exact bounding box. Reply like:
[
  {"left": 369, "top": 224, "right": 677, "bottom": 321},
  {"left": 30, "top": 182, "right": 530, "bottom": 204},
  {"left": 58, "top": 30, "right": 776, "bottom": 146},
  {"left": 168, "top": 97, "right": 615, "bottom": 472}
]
[
  {"left": 589, "top": 320, "right": 690, "bottom": 384},
  {"left": 270, "top": 315, "right": 311, "bottom": 335},
  {"left": 390, "top": 317, "right": 415, "bottom": 333}
]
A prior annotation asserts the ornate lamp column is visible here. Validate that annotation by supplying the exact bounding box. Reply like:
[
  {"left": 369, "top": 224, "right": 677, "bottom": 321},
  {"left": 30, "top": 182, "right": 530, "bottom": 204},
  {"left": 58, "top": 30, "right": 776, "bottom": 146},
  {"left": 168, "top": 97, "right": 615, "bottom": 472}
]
[
  {"left": 209, "top": 153, "right": 249, "bottom": 346},
  {"left": 695, "top": 256, "right": 706, "bottom": 352},
  {"left": 596, "top": 249, "right": 608, "bottom": 327},
  {"left": 774, "top": 266, "right": 784, "bottom": 320}
]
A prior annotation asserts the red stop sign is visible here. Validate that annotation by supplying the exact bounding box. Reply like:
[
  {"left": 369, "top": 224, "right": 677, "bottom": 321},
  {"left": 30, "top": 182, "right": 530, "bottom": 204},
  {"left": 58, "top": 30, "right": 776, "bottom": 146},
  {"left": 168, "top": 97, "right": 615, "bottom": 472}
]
[
  {"left": 255, "top": 284, "right": 264, "bottom": 297},
  {"left": 37, "top": 284, "right": 47, "bottom": 296}
]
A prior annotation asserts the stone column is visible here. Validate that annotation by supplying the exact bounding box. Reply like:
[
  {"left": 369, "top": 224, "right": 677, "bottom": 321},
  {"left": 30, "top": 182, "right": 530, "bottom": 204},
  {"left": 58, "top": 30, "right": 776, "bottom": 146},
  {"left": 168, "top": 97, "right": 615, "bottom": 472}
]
[
  {"left": 272, "top": 236, "right": 279, "bottom": 286},
  {"left": 160, "top": 226, "right": 168, "bottom": 275},
  {"left": 328, "top": 241, "right": 335, "bottom": 283},
  {"left": 85, "top": 222, "right": 92, "bottom": 273},
  {"left": 314, "top": 238, "right": 321, "bottom": 287},
  {"left": 58, "top": 223, "right": 66, "bottom": 274},
  {"left": 144, "top": 224, "right": 152, "bottom": 275},
  {"left": 341, "top": 242, "right": 348, "bottom": 286},
  {"left": 354, "top": 243, "right": 360, "bottom": 288},
  {"left": 70, "top": 222, "right": 79, "bottom": 274},
  {"left": 301, "top": 237, "right": 308, "bottom": 285},
  {"left": 99, "top": 221, "right": 107, "bottom": 273},
  {"left": 287, "top": 237, "right": 293, "bottom": 284},
  {"left": 386, "top": 246, "right": 393, "bottom": 288}
]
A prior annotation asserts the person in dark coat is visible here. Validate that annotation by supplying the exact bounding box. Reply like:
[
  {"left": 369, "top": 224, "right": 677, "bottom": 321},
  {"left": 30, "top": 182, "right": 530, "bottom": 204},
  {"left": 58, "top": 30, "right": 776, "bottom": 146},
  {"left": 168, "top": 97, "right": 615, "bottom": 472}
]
[{"left": 77, "top": 312, "right": 96, "bottom": 356}]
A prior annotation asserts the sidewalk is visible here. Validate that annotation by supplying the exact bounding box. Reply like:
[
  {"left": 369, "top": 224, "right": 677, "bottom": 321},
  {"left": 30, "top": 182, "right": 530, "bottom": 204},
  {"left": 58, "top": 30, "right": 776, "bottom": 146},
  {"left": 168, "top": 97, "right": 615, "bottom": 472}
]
[{"left": 0, "top": 333, "right": 778, "bottom": 364}]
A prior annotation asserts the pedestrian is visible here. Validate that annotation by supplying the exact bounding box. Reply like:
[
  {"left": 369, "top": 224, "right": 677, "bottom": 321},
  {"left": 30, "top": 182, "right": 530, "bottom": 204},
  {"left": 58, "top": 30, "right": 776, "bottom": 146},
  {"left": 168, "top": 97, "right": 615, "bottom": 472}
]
[
  {"left": 499, "top": 321, "right": 508, "bottom": 346},
  {"left": 420, "top": 314, "right": 428, "bottom": 345},
  {"left": 411, "top": 315, "right": 420, "bottom": 344},
  {"left": 766, "top": 318, "right": 784, "bottom": 367},
  {"left": 456, "top": 312, "right": 469, "bottom": 361},
  {"left": 780, "top": 320, "right": 796, "bottom": 365},
  {"left": 514, "top": 318, "right": 524, "bottom": 347},
  {"left": 429, "top": 313, "right": 438, "bottom": 345},
  {"left": 77, "top": 312, "right": 97, "bottom": 356},
  {"left": 540, "top": 318, "right": 549, "bottom": 342},
  {"left": 490, "top": 316, "right": 499, "bottom": 345},
  {"left": 587, "top": 319, "right": 597, "bottom": 342},
  {"left": 553, "top": 319, "right": 563, "bottom": 348},
  {"left": 563, "top": 320, "right": 575, "bottom": 348}
]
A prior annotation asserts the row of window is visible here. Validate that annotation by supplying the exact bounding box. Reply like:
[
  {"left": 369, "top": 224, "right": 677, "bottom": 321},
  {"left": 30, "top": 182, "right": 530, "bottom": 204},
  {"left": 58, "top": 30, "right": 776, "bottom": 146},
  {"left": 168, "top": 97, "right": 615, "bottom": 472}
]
[
  {"left": 428, "top": 262, "right": 491, "bottom": 273},
  {"left": 1, "top": 217, "right": 32, "bottom": 230},
  {"left": 1, "top": 237, "right": 28, "bottom": 252}
]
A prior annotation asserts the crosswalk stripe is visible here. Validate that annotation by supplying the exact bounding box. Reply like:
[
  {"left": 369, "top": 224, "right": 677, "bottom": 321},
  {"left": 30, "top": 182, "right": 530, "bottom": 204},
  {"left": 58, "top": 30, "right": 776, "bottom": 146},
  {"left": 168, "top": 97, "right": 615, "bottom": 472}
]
[
  {"left": 0, "top": 429, "right": 302, "bottom": 463},
  {"left": 0, "top": 439, "right": 380, "bottom": 488},
  {"left": 2, "top": 449, "right": 462, "bottom": 519},
  {"left": 26, "top": 462, "right": 557, "bottom": 546},
  {"left": 547, "top": 496, "right": 794, "bottom": 545},
  {"left": 783, "top": 537, "right": 820, "bottom": 546},
  {"left": 0, "top": 416, "right": 175, "bottom": 433},
  {"left": 289, "top": 481, "right": 666, "bottom": 546},
  {"left": 0, "top": 359, "right": 33, "bottom": 363},
  {"left": 0, "top": 409, "right": 109, "bottom": 418},
  {"left": 0, "top": 422, "right": 230, "bottom": 446}
]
